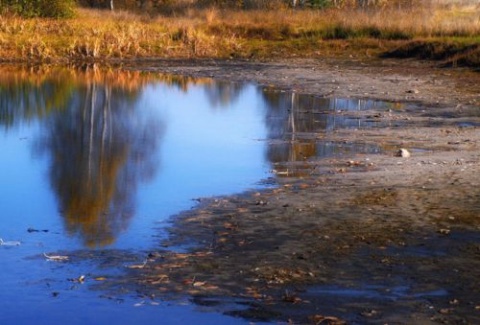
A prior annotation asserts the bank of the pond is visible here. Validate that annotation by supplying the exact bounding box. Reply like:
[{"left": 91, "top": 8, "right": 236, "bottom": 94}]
[
  {"left": 108, "top": 58, "right": 480, "bottom": 324},
  {"left": 128, "top": 57, "right": 480, "bottom": 107}
]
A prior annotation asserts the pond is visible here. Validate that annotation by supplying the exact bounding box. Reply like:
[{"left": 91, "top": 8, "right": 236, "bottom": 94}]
[{"left": 0, "top": 66, "right": 402, "bottom": 324}]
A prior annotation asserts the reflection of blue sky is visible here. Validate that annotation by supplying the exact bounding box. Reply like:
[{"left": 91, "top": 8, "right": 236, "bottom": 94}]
[
  {"left": 0, "top": 76, "right": 405, "bottom": 325},
  {"left": 325, "top": 98, "right": 390, "bottom": 131},
  {"left": 0, "top": 81, "right": 268, "bottom": 251},
  {"left": 116, "top": 83, "right": 269, "bottom": 249},
  {"left": 0, "top": 84, "right": 398, "bottom": 250},
  {"left": 0, "top": 78, "right": 269, "bottom": 325},
  {"left": 0, "top": 123, "right": 59, "bottom": 240}
]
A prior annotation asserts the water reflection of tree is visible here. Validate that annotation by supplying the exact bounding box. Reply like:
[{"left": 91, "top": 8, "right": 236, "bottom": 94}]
[
  {"left": 261, "top": 91, "right": 389, "bottom": 176},
  {"left": 203, "top": 81, "right": 245, "bottom": 109},
  {"left": 150, "top": 74, "right": 246, "bottom": 109},
  {"left": 0, "top": 76, "right": 73, "bottom": 128},
  {"left": 38, "top": 82, "right": 163, "bottom": 247},
  {"left": 262, "top": 91, "right": 320, "bottom": 176}
]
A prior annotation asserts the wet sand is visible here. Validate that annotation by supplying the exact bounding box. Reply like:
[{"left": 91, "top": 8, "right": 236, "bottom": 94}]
[{"left": 117, "top": 58, "right": 480, "bottom": 324}]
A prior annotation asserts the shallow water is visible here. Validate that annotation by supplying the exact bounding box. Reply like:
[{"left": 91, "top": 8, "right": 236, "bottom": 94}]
[{"left": 0, "top": 66, "right": 405, "bottom": 324}]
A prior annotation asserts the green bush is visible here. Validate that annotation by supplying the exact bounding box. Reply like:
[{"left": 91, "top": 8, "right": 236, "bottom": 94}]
[
  {"left": 309, "top": 0, "right": 333, "bottom": 9},
  {"left": 40, "top": 0, "right": 76, "bottom": 18},
  {"left": 0, "top": 0, "right": 76, "bottom": 18}
]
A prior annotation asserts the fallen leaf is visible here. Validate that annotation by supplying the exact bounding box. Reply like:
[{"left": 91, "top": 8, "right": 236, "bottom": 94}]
[
  {"left": 223, "top": 222, "right": 238, "bottom": 230},
  {"left": 68, "top": 275, "right": 86, "bottom": 283},
  {"left": 182, "top": 279, "right": 193, "bottom": 285},
  {"left": 282, "top": 290, "right": 302, "bottom": 304},
  {"left": 361, "top": 309, "right": 379, "bottom": 317},
  {"left": 193, "top": 281, "right": 207, "bottom": 287},
  {"left": 438, "top": 229, "right": 451, "bottom": 235},
  {"left": 283, "top": 295, "right": 302, "bottom": 304},
  {"left": 309, "top": 314, "right": 346, "bottom": 325},
  {"left": 127, "top": 260, "right": 147, "bottom": 269}
]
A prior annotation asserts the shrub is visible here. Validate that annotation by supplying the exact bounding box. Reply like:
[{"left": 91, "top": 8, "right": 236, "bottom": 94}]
[
  {"left": 0, "top": 0, "right": 76, "bottom": 18},
  {"left": 39, "top": 0, "right": 76, "bottom": 18},
  {"left": 309, "top": 0, "right": 333, "bottom": 9}
]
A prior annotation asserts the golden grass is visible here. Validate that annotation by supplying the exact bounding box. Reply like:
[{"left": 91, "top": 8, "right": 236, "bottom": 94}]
[{"left": 0, "top": 4, "right": 479, "bottom": 63}]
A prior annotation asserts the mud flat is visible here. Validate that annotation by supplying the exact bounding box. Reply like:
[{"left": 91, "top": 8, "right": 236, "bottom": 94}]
[{"left": 118, "top": 58, "right": 480, "bottom": 324}]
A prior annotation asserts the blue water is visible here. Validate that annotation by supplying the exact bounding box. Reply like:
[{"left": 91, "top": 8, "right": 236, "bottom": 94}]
[
  {"left": 0, "top": 67, "right": 399, "bottom": 324},
  {"left": 0, "top": 71, "right": 271, "bottom": 324}
]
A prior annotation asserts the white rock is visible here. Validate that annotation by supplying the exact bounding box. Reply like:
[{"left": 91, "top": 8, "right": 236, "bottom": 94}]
[{"left": 396, "top": 148, "right": 411, "bottom": 158}]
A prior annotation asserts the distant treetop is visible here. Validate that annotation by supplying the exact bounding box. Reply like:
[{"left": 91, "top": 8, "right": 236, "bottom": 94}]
[{"left": 0, "top": 0, "right": 77, "bottom": 18}]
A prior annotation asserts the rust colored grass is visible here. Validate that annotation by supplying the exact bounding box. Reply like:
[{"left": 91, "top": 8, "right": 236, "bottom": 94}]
[{"left": 0, "top": 3, "right": 478, "bottom": 63}]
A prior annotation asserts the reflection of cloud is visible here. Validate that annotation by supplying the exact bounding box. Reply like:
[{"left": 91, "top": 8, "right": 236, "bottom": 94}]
[{"left": 37, "top": 82, "right": 164, "bottom": 247}]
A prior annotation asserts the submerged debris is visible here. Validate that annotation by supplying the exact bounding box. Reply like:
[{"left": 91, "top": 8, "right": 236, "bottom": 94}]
[
  {"left": 0, "top": 238, "right": 21, "bottom": 246},
  {"left": 43, "top": 253, "right": 69, "bottom": 261},
  {"left": 27, "top": 228, "right": 49, "bottom": 233},
  {"left": 309, "top": 314, "right": 347, "bottom": 325},
  {"left": 126, "top": 259, "right": 148, "bottom": 269},
  {"left": 68, "top": 275, "right": 86, "bottom": 283}
]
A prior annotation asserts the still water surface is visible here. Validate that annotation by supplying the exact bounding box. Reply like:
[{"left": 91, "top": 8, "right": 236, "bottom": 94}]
[{"left": 0, "top": 67, "right": 398, "bottom": 324}]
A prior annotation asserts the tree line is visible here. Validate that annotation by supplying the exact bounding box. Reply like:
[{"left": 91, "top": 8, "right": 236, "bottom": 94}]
[
  {"left": 0, "top": 0, "right": 76, "bottom": 17},
  {"left": 79, "top": 0, "right": 419, "bottom": 10},
  {"left": 0, "top": 0, "right": 423, "bottom": 18}
]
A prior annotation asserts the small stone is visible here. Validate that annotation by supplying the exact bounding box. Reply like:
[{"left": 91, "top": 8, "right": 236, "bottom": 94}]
[
  {"left": 396, "top": 148, "right": 411, "bottom": 158},
  {"left": 406, "top": 89, "right": 420, "bottom": 94},
  {"left": 438, "top": 229, "right": 451, "bottom": 235},
  {"left": 439, "top": 308, "right": 452, "bottom": 314},
  {"left": 361, "top": 309, "right": 379, "bottom": 317}
]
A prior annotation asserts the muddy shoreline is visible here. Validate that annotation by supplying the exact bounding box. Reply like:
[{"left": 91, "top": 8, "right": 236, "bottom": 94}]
[
  {"left": 127, "top": 57, "right": 480, "bottom": 107},
  {"left": 115, "top": 58, "right": 480, "bottom": 324}
]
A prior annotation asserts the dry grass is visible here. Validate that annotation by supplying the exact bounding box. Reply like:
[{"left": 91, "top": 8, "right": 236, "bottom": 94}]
[{"left": 0, "top": 4, "right": 479, "bottom": 63}]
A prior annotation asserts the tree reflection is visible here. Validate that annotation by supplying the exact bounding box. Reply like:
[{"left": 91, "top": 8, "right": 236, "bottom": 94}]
[
  {"left": 261, "top": 91, "right": 320, "bottom": 176},
  {"left": 203, "top": 81, "right": 245, "bottom": 109},
  {"left": 147, "top": 74, "right": 246, "bottom": 109},
  {"left": 1, "top": 66, "right": 261, "bottom": 248},
  {"left": 0, "top": 70, "right": 74, "bottom": 129},
  {"left": 261, "top": 90, "right": 391, "bottom": 176},
  {"left": 0, "top": 66, "right": 167, "bottom": 247},
  {"left": 38, "top": 81, "right": 163, "bottom": 247}
]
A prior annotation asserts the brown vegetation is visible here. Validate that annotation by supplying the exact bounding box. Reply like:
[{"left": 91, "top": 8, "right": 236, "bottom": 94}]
[{"left": 0, "top": 2, "right": 478, "bottom": 65}]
